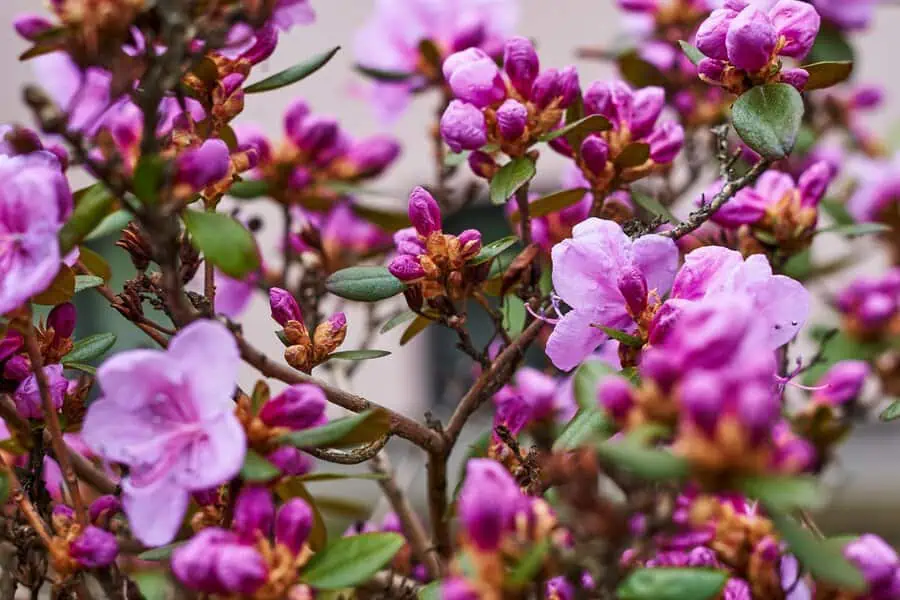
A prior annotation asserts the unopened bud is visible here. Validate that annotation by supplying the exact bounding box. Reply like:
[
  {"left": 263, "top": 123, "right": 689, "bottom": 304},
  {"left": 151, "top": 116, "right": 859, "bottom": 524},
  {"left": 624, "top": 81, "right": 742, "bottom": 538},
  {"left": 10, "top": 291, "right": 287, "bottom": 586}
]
[
  {"left": 408, "top": 186, "right": 442, "bottom": 236},
  {"left": 233, "top": 486, "right": 275, "bottom": 542},
  {"left": 259, "top": 383, "right": 327, "bottom": 431},
  {"left": 269, "top": 287, "right": 303, "bottom": 326},
  {"left": 275, "top": 498, "right": 314, "bottom": 554},
  {"left": 48, "top": 303, "right": 76, "bottom": 339},
  {"left": 70, "top": 526, "right": 118, "bottom": 568}
]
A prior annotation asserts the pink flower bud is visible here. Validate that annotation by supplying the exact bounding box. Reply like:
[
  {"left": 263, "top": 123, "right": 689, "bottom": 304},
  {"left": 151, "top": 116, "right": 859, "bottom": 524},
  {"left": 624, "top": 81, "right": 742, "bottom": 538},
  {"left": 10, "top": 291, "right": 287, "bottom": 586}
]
[
  {"left": 697, "top": 58, "right": 727, "bottom": 84},
  {"left": 408, "top": 186, "right": 442, "bottom": 236},
  {"left": 726, "top": 7, "right": 777, "bottom": 72},
  {"left": 347, "top": 136, "right": 401, "bottom": 178},
  {"left": 770, "top": 0, "right": 820, "bottom": 59},
  {"left": 496, "top": 99, "right": 528, "bottom": 141},
  {"left": 326, "top": 312, "right": 347, "bottom": 333},
  {"left": 14, "top": 15, "right": 53, "bottom": 41},
  {"left": 440, "top": 100, "right": 488, "bottom": 153},
  {"left": 851, "top": 85, "right": 884, "bottom": 109},
  {"left": 813, "top": 360, "right": 869, "bottom": 405},
  {"left": 737, "top": 384, "right": 780, "bottom": 444},
  {"left": 48, "top": 303, "right": 76, "bottom": 339},
  {"left": 457, "top": 229, "right": 483, "bottom": 259},
  {"left": 618, "top": 0, "right": 658, "bottom": 12},
  {"left": 780, "top": 67, "right": 809, "bottom": 90},
  {"left": 580, "top": 136, "right": 610, "bottom": 176},
  {"left": 393, "top": 228, "right": 426, "bottom": 256},
  {"left": 283, "top": 100, "right": 311, "bottom": 141},
  {"left": 444, "top": 48, "right": 507, "bottom": 108},
  {"left": 451, "top": 22, "right": 487, "bottom": 52},
  {"left": 269, "top": 287, "right": 303, "bottom": 326},
  {"left": 88, "top": 495, "right": 122, "bottom": 525},
  {"left": 458, "top": 459, "right": 520, "bottom": 551},
  {"left": 176, "top": 139, "right": 231, "bottom": 189},
  {"left": 15, "top": 364, "right": 67, "bottom": 419},
  {"left": 646, "top": 121, "right": 684, "bottom": 164},
  {"left": 557, "top": 66, "right": 581, "bottom": 108},
  {"left": 617, "top": 267, "right": 649, "bottom": 317},
  {"left": 259, "top": 383, "right": 327, "bottom": 431},
  {"left": 291, "top": 116, "right": 339, "bottom": 154},
  {"left": 70, "top": 526, "right": 118, "bottom": 568},
  {"left": 275, "top": 498, "right": 314, "bottom": 553},
  {"left": 468, "top": 150, "right": 497, "bottom": 179},
  {"left": 215, "top": 544, "right": 268, "bottom": 595},
  {"left": 4, "top": 355, "right": 30, "bottom": 382},
  {"left": 172, "top": 529, "right": 236, "bottom": 593},
  {"left": 597, "top": 375, "right": 634, "bottom": 420},
  {"left": 266, "top": 447, "right": 313, "bottom": 476},
  {"left": 630, "top": 87, "right": 665, "bottom": 138},
  {"left": 695, "top": 8, "right": 737, "bottom": 61},
  {"left": 389, "top": 255, "right": 426, "bottom": 281},
  {"left": 529, "top": 69, "right": 560, "bottom": 109},
  {"left": 503, "top": 37, "right": 540, "bottom": 97},
  {"left": 797, "top": 160, "right": 834, "bottom": 207},
  {"left": 216, "top": 73, "right": 245, "bottom": 102},
  {"left": 680, "top": 372, "right": 724, "bottom": 435},
  {"left": 233, "top": 486, "right": 275, "bottom": 542}
]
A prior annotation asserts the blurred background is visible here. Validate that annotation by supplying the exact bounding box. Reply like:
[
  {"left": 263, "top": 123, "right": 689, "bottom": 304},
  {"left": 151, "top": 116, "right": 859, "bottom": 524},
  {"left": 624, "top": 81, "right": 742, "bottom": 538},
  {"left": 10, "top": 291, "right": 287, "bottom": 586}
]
[{"left": 2, "top": 0, "right": 900, "bottom": 538}]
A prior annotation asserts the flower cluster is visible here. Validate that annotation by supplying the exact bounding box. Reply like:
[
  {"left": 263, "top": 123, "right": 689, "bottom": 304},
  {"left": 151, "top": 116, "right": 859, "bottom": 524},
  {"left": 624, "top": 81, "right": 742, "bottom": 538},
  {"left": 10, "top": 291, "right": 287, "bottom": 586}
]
[{"left": 837, "top": 269, "right": 900, "bottom": 340}]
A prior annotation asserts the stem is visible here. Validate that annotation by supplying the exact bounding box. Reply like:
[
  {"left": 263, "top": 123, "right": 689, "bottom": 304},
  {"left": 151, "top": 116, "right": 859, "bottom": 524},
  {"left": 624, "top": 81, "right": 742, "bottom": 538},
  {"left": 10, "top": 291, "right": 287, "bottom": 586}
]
[
  {"left": 515, "top": 182, "right": 533, "bottom": 247},
  {"left": 426, "top": 448, "right": 450, "bottom": 561},
  {"left": 23, "top": 327, "right": 87, "bottom": 525},
  {"left": 0, "top": 454, "right": 52, "bottom": 547}
]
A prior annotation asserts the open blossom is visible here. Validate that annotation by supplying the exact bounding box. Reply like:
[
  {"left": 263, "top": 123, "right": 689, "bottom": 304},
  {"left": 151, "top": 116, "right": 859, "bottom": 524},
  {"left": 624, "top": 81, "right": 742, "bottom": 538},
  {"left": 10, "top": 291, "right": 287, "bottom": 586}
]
[
  {"left": 0, "top": 151, "right": 73, "bottom": 316},
  {"left": 694, "top": 0, "right": 820, "bottom": 92},
  {"left": 81, "top": 320, "right": 246, "bottom": 546},
  {"left": 14, "top": 364, "right": 69, "bottom": 420},
  {"left": 844, "top": 534, "right": 900, "bottom": 597},
  {"left": 354, "top": 0, "right": 519, "bottom": 121}
]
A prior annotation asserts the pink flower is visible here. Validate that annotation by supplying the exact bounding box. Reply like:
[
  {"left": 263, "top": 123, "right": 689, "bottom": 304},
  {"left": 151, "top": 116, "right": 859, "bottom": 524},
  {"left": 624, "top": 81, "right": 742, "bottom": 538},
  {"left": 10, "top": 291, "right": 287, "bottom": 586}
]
[
  {"left": 81, "top": 320, "right": 246, "bottom": 546},
  {"left": 546, "top": 218, "right": 679, "bottom": 371},
  {"left": 0, "top": 152, "right": 73, "bottom": 316}
]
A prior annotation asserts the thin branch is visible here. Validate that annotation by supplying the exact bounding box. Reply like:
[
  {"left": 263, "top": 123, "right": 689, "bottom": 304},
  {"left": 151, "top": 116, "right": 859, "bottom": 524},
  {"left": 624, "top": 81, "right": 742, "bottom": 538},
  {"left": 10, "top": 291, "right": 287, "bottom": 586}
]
[
  {"left": 304, "top": 437, "right": 389, "bottom": 465},
  {"left": 0, "top": 454, "right": 52, "bottom": 548}
]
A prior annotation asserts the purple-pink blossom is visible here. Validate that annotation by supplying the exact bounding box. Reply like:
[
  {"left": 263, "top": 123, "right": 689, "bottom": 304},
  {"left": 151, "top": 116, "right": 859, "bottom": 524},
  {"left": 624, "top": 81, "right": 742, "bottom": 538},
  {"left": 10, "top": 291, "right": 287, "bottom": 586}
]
[{"left": 81, "top": 320, "right": 246, "bottom": 546}]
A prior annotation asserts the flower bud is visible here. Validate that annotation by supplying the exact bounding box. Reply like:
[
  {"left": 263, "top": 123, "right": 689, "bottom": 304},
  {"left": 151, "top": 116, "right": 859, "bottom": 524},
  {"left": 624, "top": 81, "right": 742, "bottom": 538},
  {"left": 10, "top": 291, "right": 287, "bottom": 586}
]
[
  {"left": 444, "top": 49, "right": 506, "bottom": 108},
  {"left": 770, "top": 0, "right": 820, "bottom": 59},
  {"left": 0, "top": 330, "right": 22, "bottom": 361},
  {"left": 4, "top": 355, "right": 30, "bottom": 382},
  {"left": 844, "top": 534, "right": 900, "bottom": 593},
  {"left": 797, "top": 160, "right": 833, "bottom": 207},
  {"left": 283, "top": 100, "right": 311, "bottom": 142},
  {"left": 726, "top": 7, "right": 777, "bottom": 72},
  {"left": 288, "top": 166, "right": 312, "bottom": 191},
  {"left": 468, "top": 150, "right": 497, "bottom": 179},
  {"left": 14, "top": 15, "right": 53, "bottom": 41},
  {"left": 275, "top": 498, "right": 314, "bottom": 553},
  {"left": 695, "top": 8, "right": 736, "bottom": 61},
  {"left": 52, "top": 504, "right": 75, "bottom": 532},
  {"left": 779, "top": 67, "right": 809, "bottom": 90},
  {"left": 813, "top": 360, "right": 869, "bottom": 405},
  {"left": 451, "top": 22, "right": 486, "bottom": 52},
  {"left": 233, "top": 486, "right": 275, "bottom": 542},
  {"left": 242, "top": 24, "right": 278, "bottom": 64},
  {"left": 859, "top": 293, "right": 896, "bottom": 328},
  {"left": 176, "top": 139, "right": 231, "bottom": 189},
  {"left": 88, "top": 495, "right": 122, "bottom": 526},
  {"left": 546, "top": 577, "right": 574, "bottom": 600},
  {"left": 503, "top": 37, "right": 540, "bottom": 97},
  {"left": 215, "top": 544, "right": 268, "bottom": 595},
  {"left": 389, "top": 255, "right": 427, "bottom": 281},
  {"left": 408, "top": 186, "right": 442, "bottom": 236},
  {"left": 15, "top": 364, "right": 67, "bottom": 419},
  {"left": 457, "top": 229, "right": 483, "bottom": 259},
  {"left": 597, "top": 375, "right": 634, "bottom": 420},
  {"left": 580, "top": 136, "right": 610, "bottom": 176},
  {"left": 48, "top": 303, "right": 76, "bottom": 339},
  {"left": 172, "top": 529, "right": 235, "bottom": 593},
  {"left": 393, "top": 228, "right": 426, "bottom": 256},
  {"left": 259, "top": 383, "right": 327, "bottom": 431},
  {"left": 557, "top": 66, "right": 581, "bottom": 108},
  {"left": 737, "top": 384, "right": 780, "bottom": 444},
  {"left": 440, "top": 100, "right": 488, "bottom": 153},
  {"left": 70, "top": 526, "right": 118, "bottom": 568},
  {"left": 680, "top": 373, "right": 724, "bottom": 435},
  {"left": 496, "top": 99, "right": 528, "bottom": 142},
  {"left": 292, "top": 116, "right": 339, "bottom": 154},
  {"left": 458, "top": 459, "right": 519, "bottom": 551},
  {"left": 851, "top": 85, "right": 884, "bottom": 109},
  {"left": 646, "top": 121, "right": 684, "bottom": 164},
  {"left": 347, "top": 136, "right": 401, "bottom": 178},
  {"left": 266, "top": 447, "right": 314, "bottom": 476},
  {"left": 269, "top": 287, "right": 303, "bottom": 326},
  {"left": 442, "top": 578, "right": 480, "bottom": 600},
  {"left": 529, "top": 69, "right": 560, "bottom": 109},
  {"left": 697, "top": 58, "right": 727, "bottom": 84},
  {"left": 630, "top": 87, "right": 665, "bottom": 138},
  {"left": 722, "top": 578, "right": 752, "bottom": 599},
  {"left": 617, "top": 267, "right": 649, "bottom": 317},
  {"left": 313, "top": 312, "right": 347, "bottom": 357}
]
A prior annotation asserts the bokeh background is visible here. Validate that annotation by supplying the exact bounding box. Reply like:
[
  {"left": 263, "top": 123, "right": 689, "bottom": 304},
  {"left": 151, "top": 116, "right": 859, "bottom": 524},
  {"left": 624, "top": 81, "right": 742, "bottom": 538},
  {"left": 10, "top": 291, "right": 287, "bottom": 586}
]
[{"left": 2, "top": 0, "right": 900, "bottom": 537}]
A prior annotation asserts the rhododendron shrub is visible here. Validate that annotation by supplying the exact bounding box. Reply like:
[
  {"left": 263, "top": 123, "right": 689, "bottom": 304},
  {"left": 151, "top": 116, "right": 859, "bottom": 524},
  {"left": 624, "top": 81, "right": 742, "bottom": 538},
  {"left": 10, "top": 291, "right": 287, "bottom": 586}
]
[{"left": 0, "top": 0, "right": 898, "bottom": 598}]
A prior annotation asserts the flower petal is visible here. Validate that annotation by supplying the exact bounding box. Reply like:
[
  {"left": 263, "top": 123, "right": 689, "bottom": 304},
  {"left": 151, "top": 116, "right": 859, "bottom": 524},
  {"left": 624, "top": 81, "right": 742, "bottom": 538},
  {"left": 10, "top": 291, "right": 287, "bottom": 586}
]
[
  {"left": 670, "top": 246, "right": 744, "bottom": 301},
  {"left": 630, "top": 234, "right": 679, "bottom": 296},
  {"left": 550, "top": 218, "right": 628, "bottom": 309},
  {"left": 546, "top": 307, "right": 629, "bottom": 372},
  {"left": 168, "top": 320, "right": 240, "bottom": 419},
  {"left": 80, "top": 398, "right": 171, "bottom": 465},
  {"left": 173, "top": 412, "right": 247, "bottom": 491},
  {"left": 122, "top": 476, "right": 189, "bottom": 546}
]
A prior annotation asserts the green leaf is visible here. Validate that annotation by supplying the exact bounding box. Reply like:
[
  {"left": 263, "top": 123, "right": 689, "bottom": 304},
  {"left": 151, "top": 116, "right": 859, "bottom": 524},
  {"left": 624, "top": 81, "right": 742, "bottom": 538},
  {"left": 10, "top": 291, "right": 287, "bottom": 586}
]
[
  {"left": 32, "top": 266, "right": 75, "bottom": 306},
  {"left": 417, "top": 582, "right": 441, "bottom": 600},
  {"left": 615, "top": 142, "right": 651, "bottom": 168},
  {"left": 802, "top": 331, "right": 884, "bottom": 385},
  {"left": 507, "top": 539, "right": 551, "bottom": 586},
  {"left": 0, "top": 472, "right": 9, "bottom": 504},
  {"left": 820, "top": 198, "right": 854, "bottom": 226},
  {"left": 468, "top": 235, "right": 519, "bottom": 266},
  {"left": 596, "top": 325, "right": 643, "bottom": 347},
  {"left": 354, "top": 64, "right": 414, "bottom": 82},
  {"left": 59, "top": 184, "right": 116, "bottom": 254},
  {"left": 64, "top": 363, "right": 96, "bottom": 376},
  {"left": 802, "top": 61, "right": 854, "bottom": 91},
  {"left": 78, "top": 245, "right": 112, "bottom": 281},
  {"left": 240, "top": 449, "right": 282, "bottom": 482},
  {"left": 510, "top": 188, "right": 588, "bottom": 223},
  {"left": 133, "top": 155, "right": 166, "bottom": 205},
  {"left": 617, "top": 51, "right": 667, "bottom": 88},
  {"left": 731, "top": 83, "right": 804, "bottom": 159},
  {"left": 677, "top": 41, "right": 707, "bottom": 66},
  {"left": 280, "top": 409, "right": 391, "bottom": 449},
  {"left": 538, "top": 114, "right": 612, "bottom": 144},
  {"left": 597, "top": 435, "right": 689, "bottom": 481},
  {"left": 300, "top": 532, "right": 404, "bottom": 590},
  {"left": 617, "top": 568, "right": 728, "bottom": 600},
  {"left": 182, "top": 210, "right": 260, "bottom": 278},
  {"left": 138, "top": 542, "right": 186, "bottom": 562},
  {"left": 573, "top": 360, "right": 616, "bottom": 411},
  {"left": 229, "top": 179, "right": 271, "bottom": 199},
  {"left": 632, "top": 192, "right": 679, "bottom": 224},
  {"left": 74, "top": 275, "right": 104, "bottom": 294},
  {"left": 400, "top": 315, "right": 433, "bottom": 346},
  {"left": 245, "top": 46, "right": 341, "bottom": 93},
  {"left": 817, "top": 222, "right": 891, "bottom": 236},
  {"left": 503, "top": 296, "right": 526, "bottom": 337},
  {"left": 490, "top": 157, "right": 536, "bottom": 205},
  {"left": 350, "top": 204, "right": 410, "bottom": 232},
  {"left": 738, "top": 475, "right": 824, "bottom": 512},
  {"left": 880, "top": 400, "right": 900, "bottom": 421},
  {"left": 554, "top": 409, "right": 609, "bottom": 451},
  {"left": 298, "top": 472, "right": 387, "bottom": 483},
  {"left": 131, "top": 571, "right": 171, "bottom": 600},
  {"left": 444, "top": 150, "right": 471, "bottom": 168},
  {"left": 325, "top": 266, "right": 406, "bottom": 302},
  {"left": 380, "top": 311, "right": 416, "bottom": 334},
  {"left": 769, "top": 511, "right": 866, "bottom": 591},
  {"left": 63, "top": 333, "right": 116, "bottom": 365},
  {"left": 85, "top": 209, "right": 132, "bottom": 241},
  {"left": 326, "top": 349, "right": 392, "bottom": 361},
  {"left": 808, "top": 24, "right": 855, "bottom": 63}
]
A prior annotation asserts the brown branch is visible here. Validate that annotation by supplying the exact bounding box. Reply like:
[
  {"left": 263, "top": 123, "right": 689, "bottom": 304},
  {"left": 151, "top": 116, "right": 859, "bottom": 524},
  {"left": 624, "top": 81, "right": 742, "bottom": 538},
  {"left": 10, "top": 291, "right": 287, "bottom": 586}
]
[
  {"left": 0, "top": 454, "right": 52, "bottom": 548},
  {"left": 23, "top": 327, "right": 87, "bottom": 525},
  {"left": 304, "top": 437, "right": 389, "bottom": 465},
  {"left": 426, "top": 448, "right": 450, "bottom": 560}
]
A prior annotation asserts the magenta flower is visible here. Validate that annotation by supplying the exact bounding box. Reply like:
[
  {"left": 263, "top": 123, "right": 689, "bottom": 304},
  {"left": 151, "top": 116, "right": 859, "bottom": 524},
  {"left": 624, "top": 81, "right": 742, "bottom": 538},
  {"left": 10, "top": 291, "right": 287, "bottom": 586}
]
[
  {"left": 836, "top": 268, "right": 900, "bottom": 333},
  {"left": 811, "top": 0, "right": 877, "bottom": 30},
  {"left": 546, "top": 218, "right": 679, "bottom": 371},
  {"left": 14, "top": 364, "right": 68, "bottom": 420},
  {"left": 844, "top": 534, "right": 900, "bottom": 597},
  {"left": 812, "top": 360, "right": 870, "bottom": 405},
  {"left": 458, "top": 459, "right": 523, "bottom": 551},
  {"left": 847, "top": 153, "right": 900, "bottom": 223},
  {"left": 81, "top": 320, "right": 246, "bottom": 546},
  {"left": 0, "top": 152, "right": 72, "bottom": 316},
  {"left": 70, "top": 526, "right": 119, "bottom": 568}
]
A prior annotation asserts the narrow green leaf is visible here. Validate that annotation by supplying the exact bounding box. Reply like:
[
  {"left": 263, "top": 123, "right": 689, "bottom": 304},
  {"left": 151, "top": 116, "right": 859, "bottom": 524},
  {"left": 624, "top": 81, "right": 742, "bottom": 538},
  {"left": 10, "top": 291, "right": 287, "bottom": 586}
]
[
  {"left": 350, "top": 204, "right": 410, "bottom": 232},
  {"left": 59, "top": 184, "right": 115, "bottom": 254},
  {"left": 444, "top": 150, "right": 471, "bottom": 168},
  {"left": 240, "top": 449, "right": 282, "bottom": 482},
  {"left": 326, "top": 349, "right": 392, "bottom": 361},
  {"left": 78, "top": 246, "right": 112, "bottom": 281},
  {"left": 85, "top": 209, "right": 132, "bottom": 241},
  {"left": 817, "top": 222, "right": 891, "bottom": 236},
  {"left": 554, "top": 409, "right": 609, "bottom": 451},
  {"left": 597, "top": 436, "right": 689, "bottom": 481},
  {"left": 400, "top": 315, "right": 433, "bottom": 346},
  {"left": 539, "top": 114, "right": 612, "bottom": 144},
  {"left": 731, "top": 83, "right": 804, "bottom": 159},
  {"left": 354, "top": 64, "right": 414, "bottom": 82},
  {"left": 138, "top": 542, "right": 186, "bottom": 562},
  {"left": 131, "top": 571, "right": 171, "bottom": 600},
  {"left": 769, "top": 511, "right": 866, "bottom": 591},
  {"left": 617, "top": 51, "right": 667, "bottom": 88},
  {"left": 510, "top": 188, "right": 588, "bottom": 223},
  {"left": 380, "top": 311, "right": 416, "bottom": 334},
  {"left": 573, "top": 360, "right": 616, "bottom": 411},
  {"left": 596, "top": 325, "right": 644, "bottom": 347},
  {"left": 820, "top": 198, "right": 854, "bottom": 226},
  {"left": 74, "top": 275, "right": 104, "bottom": 294},
  {"left": 880, "top": 400, "right": 900, "bottom": 421},
  {"left": 507, "top": 539, "right": 551, "bottom": 586},
  {"left": 64, "top": 363, "right": 96, "bottom": 376},
  {"left": 298, "top": 472, "right": 388, "bottom": 483},
  {"left": 502, "top": 296, "right": 527, "bottom": 338},
  {"left": 63, "top": 333, "right": 116, "bottom": 365},
  {"left": 490, "top": 157, "right": 536, "bottom": 205},
  {"left": 280, "top": 409, "right": 391, "bottom": 449},
  {"left": 469, "top": 235, "right": 519, "bottom": 266},
  {"left": 615, "top": 142, "right": 651, "bottom": 168},
  {"left": 300, "top": 533, "right": 405, "bottom": 590},
  {"left": 182, "top": 210, "right": 260, "bottom": 278},
  {"left": 632, "top": 192, "right": 679, "bottom": 224},
  {"left": 133, "top": 155, "right": 166, "bottom": 205},
  {"left": 0, "top": 472, "right": 9, "bottom": 504},
  {"left": 325, "top": 266, "right": 406, "bottom": 302},
  {"left": 229, "top": 179, "right": 271, "bottom": 199},
  {"left": 617, "top": 568, "right": 728, "bottom": 600},
  {"left": 678, "top": 40, "right": 707, "bottom": 66},
  {"left": 245, "top": 46, "right": 341, "bottom": 93},
  {"left": 738, "top": 475, "right": 824, "bottom": 512},
  {"left": 802, "top": 61, "right": 854, "bottom": 91}
]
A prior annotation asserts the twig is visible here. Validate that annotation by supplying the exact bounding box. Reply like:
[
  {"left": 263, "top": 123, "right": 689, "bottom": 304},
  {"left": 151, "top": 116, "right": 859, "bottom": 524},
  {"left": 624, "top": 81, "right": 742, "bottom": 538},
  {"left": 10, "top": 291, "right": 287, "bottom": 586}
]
[
  {"left": 426, "top": 448, "right": 450, "bottom": 560},
  {"left": 515, "top": 183, "right": 533, "bottom": 248},
  {"left": 369, "top": 453, "right": 441, "bottom": 578},
  {"left": 0, "top": 542, "right": 18, "bottom": 600},
  {"left": 0, "top": 455, "right": 52, "bottom": 548},
  {"left": 304, "top": 437, "right": 389, "bottom": 465},
  {"left": 23, "top": 327, "right": 87, "bottom": 525}
]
